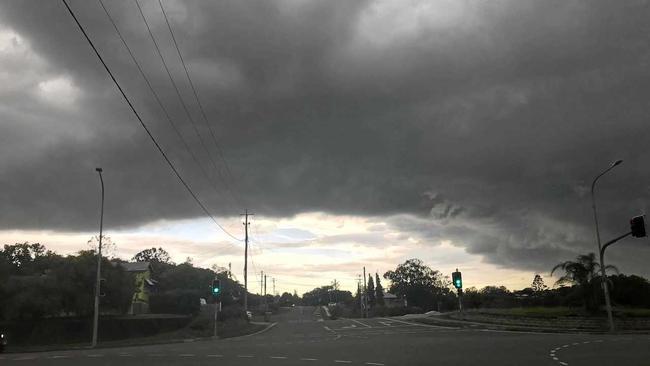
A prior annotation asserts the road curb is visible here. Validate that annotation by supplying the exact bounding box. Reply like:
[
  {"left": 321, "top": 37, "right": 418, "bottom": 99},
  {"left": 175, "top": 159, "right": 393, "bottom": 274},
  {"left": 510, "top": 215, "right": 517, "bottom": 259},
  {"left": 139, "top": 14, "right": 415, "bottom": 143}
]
[
  {"left": 227, "top": 322, "right": 277, "bottom": 339},
  {"left": 413, "top": 317, "right": 650, "bottom": 335}
]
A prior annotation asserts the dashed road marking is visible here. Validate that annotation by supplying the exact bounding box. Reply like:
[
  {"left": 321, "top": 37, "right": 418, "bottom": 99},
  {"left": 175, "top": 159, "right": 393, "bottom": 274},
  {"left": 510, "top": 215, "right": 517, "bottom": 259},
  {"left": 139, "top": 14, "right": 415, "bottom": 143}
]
[
  {"left": 300, "top": 357, "right": 318, "bottom": 361},
  {"left": 49, "top": 355, "right": 70, "bottom": 359},
  {"left": 366, "top": 363, "right": 385, "bottom": 365},
  {"left": 350, "top": 319, "right": 372, "bottom": 328},
  {"left": 179, "top": 354, "right": 195, "bottom": 357},
  {"left": 335, "top": 360, "right": 352, "bottom": 363},
  {"left": 13, "top": 356, "right": 37, "bottom": 361},
  {"left": 270, "top": 356, "right": 288, "bottom": 359},
  {"left": 207, "top": 354, "right": 223, "bottom": 357},
  {"left": 238, "top": 355, "right": 254, "bottom": 358}
]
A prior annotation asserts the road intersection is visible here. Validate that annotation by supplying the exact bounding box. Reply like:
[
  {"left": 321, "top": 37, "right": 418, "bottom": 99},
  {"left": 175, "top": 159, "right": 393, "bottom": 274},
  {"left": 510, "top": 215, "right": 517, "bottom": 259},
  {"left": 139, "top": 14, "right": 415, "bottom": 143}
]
[{"left": 1, "top": 306, "right": 648, "bottom": 365}]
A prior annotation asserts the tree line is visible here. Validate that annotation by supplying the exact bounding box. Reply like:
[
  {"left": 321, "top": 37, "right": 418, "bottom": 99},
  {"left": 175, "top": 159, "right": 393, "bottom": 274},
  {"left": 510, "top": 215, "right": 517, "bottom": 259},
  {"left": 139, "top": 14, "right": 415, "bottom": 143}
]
[{"left": 0, "top": 243, "right": 260, "bottom": 322}]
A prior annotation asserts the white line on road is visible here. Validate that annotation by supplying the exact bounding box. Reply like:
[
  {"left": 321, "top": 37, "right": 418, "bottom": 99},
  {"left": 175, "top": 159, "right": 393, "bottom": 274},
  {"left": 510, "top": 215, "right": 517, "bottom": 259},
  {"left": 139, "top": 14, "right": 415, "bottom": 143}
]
[
  {"left": 350, "top": 319, "right": 372, "bottom": 328},
  {"left": 559, "top": 362, "right": 568, "bottom": 366},
  {"left": 179, "top": 354, "right": 195, "bottom": 357},
  {"left": 207, "top": 354, "right": 223, "bottom": 357},
  {"left": 365, "top": 363, "right": 385, "bottom": 365},
  {"left": 13, "top": 356, "right": 37, "bottom": 361},
  {"left": 335, "top": 360, "right": 352, "bottom": 363},
  {"left": 270, "top": 356, "right": 288, "bottom": 359},
  {"left": 238, "top": 355, "right": 254, "bottom": 358},
  {"left": 300, "top": 358, "right": 318, "bottom": 361},
  {"left": 49, "top": 355, "right": 70, "bottom": 359}
]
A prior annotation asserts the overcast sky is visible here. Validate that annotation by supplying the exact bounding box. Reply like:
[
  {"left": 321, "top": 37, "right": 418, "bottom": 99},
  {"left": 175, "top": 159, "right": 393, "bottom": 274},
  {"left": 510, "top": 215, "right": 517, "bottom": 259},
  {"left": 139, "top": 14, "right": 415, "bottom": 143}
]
[{"left": 1, "top": 0, "right": 649, "bottom": 294}]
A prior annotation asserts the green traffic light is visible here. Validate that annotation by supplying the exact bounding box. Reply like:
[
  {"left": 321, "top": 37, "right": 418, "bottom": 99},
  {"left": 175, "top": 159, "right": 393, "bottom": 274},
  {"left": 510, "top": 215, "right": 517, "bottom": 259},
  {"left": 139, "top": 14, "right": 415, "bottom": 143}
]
[{"left": 212, "top": 287, "right": 220, "bottom": 294}]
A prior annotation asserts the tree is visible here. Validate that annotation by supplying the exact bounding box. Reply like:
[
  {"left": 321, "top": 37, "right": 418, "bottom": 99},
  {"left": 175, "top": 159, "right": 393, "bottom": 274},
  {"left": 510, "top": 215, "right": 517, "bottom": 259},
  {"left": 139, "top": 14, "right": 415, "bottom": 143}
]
[
  {"left": 384, "top": 258, "right": 453, "bottom": 310},
  {"left": 367, "top": 274, "right": 376, "bottom": 307},
  {"left": 531, "top": 274, "right": 547, "bottom": 292},
  {"left": 132, "top": 247, "right": 172, "bottom": 264},
  {"left": 551, "top": 253, "right": 618, "bottom": 311},
  {"left": 375, "top": 273, "right": 385, "bottom": 306}
]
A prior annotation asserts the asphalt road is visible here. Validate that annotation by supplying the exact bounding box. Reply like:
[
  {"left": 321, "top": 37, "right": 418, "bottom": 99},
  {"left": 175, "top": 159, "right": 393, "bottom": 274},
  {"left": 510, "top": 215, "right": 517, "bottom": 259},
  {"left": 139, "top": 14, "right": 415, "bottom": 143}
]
[{"left": 1, "top": 306, "right": 648, "bottom": 365}]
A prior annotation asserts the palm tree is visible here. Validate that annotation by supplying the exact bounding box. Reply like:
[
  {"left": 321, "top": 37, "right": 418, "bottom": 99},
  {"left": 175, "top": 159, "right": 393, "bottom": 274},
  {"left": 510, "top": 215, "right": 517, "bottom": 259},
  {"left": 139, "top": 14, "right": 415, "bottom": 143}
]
[{"left": 551, "top": 253, "right": 618, "bottom": 311}]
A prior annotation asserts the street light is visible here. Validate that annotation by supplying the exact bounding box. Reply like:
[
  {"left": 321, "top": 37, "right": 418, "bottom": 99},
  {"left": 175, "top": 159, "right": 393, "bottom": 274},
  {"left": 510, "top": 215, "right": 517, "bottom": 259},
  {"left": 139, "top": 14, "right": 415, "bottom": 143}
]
[
  {"left": 92, "top": 167, "right": 104, "bottom": 348},
  {"left": 590, "top": 159, "right": 622, "bottom": 332}
]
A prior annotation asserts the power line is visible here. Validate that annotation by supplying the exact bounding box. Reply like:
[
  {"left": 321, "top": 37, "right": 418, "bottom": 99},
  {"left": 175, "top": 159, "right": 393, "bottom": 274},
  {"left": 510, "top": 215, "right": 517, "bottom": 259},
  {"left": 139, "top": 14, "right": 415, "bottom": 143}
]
[
  {"left": 61, "top": 0, "right": 242, "bottom": 242},
  {"left": 133, "top": 0, "right": 240, "bottom": 211},
  {"left": 157, "top": 0, "right": 243, "bottom": 206},
  {"left": 98, "top": 0, "right": 239, "bottom": 216}
]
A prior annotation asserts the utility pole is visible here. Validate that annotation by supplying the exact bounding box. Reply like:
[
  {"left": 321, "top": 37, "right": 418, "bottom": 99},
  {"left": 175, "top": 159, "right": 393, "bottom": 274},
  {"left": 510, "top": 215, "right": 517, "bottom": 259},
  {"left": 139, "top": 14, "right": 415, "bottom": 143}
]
[
  {"left": 357, "top": 275, "right": 362, "bottom": 315},
  {"left": 264, "top": 274, "right": 268, "bottom": 312},
  {"left": 241, "top": 210, "right": 253, "bottom": 312},
  {"left": 228, "top": 262, "right": 232, "bottom": 279},
  {"left": 363, "top": 267, "right": 368, "bottom": 318},
  {"left": 272, "top": 278, "right": 276, "bottom": 296},
  {"left": 92, "top": 167, "right": 104, "bottom": 348},
  {"left": 260, "top": 271, "right": 264, "bottom": 295}
]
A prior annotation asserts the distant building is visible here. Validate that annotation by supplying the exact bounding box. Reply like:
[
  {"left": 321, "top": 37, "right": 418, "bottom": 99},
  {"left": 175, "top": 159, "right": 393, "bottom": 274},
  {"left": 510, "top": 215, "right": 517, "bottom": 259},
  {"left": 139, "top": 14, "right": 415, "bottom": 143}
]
[
  {"left": 122, "top": 262, "right": 157, "bottom": 314},
  {"left": 383, "top": 292, "right": 407, "bottom": 308}
]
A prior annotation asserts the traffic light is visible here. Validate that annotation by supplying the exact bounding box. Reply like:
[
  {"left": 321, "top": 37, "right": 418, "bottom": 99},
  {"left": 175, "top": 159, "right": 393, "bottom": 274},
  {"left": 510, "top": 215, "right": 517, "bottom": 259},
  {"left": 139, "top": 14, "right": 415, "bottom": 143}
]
[
  {"left": 631, "top": 215, "right": 646, "bottom": 238},
  {"left": 211, "top": 279, "right": 221, "bottom": 298},
  {"left": 452, "top": 270, "right": 462, "bottom": 289}
]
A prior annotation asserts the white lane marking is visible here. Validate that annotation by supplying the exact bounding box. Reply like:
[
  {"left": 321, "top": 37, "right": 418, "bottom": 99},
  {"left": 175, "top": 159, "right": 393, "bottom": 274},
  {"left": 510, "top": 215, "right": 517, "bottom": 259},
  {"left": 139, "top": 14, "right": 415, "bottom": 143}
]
[
  {"left": 583, "top": 341, "right": 590, "bottom": 344},
  {"left": 271, "top": 356, "right": 288, "bottom": 359},
  {"left": 350, "top": 319, "right": 372, "bottom": 328},
  {"left": 87, "top": 354, "right": 104, "bottom": 358},
  {"left": 300, "top": 358, "right": 318, "bottom": 361},
  {"left": 207, "top": 354, "right": 223, "bottom": 357},
  {"left": 13, "top": 356, "right": 37, "bottom": 361},
  {"left": 238, "top": 355, "right": 254, "bottom": 358},
  {"left": 179, "top": 354, "right": 195, "bottom": 357},
  {"left": 572, "top": 342, "right": 579, "bottom": 345},
  {"left": 119, "top": 353, "right": 133, "bottom": 357},
  {"left": 335, "top": 360, "right": 352, "bottom": 363},
  {"left": 559, "top": 362, "right": 568, "bottom": 366},
  {"left": 562, "top": 344, "right": 569, "bottom": 348},
  {"left": 553, "top": 357, "right": 559, "bottom": 361},
  {"left": 379, "top": 321, "right": 393, "bottom": 327},
  {"left": 324, "top": 326, "right": 332, "bottom": 331},
  {"left": 49, "top": 355, "right": 70, "bottom": 359},
  {"left": 366, "top": 363, "right": 385, "bottom": 366}
]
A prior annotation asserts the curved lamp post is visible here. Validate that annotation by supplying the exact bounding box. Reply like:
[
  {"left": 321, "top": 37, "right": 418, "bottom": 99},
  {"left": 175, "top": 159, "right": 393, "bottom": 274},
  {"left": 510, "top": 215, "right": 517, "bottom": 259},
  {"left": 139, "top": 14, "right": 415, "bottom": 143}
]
[
  {"left": 92, "top": 167, "right": 104, "bottom": 347},
  {"left": 591, "top": 159, "right": 622, "bottom": 332}
]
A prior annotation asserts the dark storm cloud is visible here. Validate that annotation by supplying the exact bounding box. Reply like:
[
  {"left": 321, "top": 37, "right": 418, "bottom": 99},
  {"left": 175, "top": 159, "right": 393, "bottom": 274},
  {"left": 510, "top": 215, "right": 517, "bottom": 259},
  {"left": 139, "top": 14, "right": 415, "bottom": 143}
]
[{"left": 1, "top": 1, "right": 649, "bottom": 275}]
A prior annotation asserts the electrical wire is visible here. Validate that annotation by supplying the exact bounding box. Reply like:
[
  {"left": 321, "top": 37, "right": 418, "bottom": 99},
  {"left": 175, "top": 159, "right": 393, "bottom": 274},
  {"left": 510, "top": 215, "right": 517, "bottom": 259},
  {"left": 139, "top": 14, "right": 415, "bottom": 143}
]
[
  {"left": 98, "top": 0, "right": 240, "bottom": 217},
  {"left": 133, "top": 0, "right": 241, "bottom": 211},
  {"left": 158, "top": 0, "right": 243, "bottom": 207},
  {"left": 61, "top": 0, "right": 242, "bottom": 242}
]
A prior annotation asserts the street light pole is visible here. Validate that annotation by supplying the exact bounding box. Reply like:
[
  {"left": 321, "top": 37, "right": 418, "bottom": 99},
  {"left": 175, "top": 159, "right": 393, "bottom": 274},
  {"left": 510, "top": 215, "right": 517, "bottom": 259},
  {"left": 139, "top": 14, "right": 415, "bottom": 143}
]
[
  {"left": 590, "top": 159, "right": 622, "bottom": 333},
  {"left": 92, "top": 167, "right": 104, "bottom": 348}
]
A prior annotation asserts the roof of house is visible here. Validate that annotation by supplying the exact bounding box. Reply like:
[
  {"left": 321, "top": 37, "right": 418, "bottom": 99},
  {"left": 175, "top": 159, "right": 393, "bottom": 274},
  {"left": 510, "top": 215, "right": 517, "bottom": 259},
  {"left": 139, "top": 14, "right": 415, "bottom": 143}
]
[{"left": 122, "top": 262, "right": 151, "bottom": 272}]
